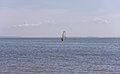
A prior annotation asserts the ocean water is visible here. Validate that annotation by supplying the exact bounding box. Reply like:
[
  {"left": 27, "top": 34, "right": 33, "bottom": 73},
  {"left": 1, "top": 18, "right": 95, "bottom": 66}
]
[{"left": 0, "top": 38, "right": 120, "bottom": 74}]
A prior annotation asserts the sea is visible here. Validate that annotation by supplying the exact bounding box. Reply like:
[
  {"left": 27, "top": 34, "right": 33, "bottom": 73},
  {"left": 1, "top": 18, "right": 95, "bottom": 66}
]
[{"left": 0, "top": 38, "right": 120, "bottom": 74}]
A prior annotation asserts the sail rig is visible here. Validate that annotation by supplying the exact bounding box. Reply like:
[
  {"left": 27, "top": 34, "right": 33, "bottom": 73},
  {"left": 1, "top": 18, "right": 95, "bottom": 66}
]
[{"left": 61, "top": 31, "right": 66, "bottom": 41}]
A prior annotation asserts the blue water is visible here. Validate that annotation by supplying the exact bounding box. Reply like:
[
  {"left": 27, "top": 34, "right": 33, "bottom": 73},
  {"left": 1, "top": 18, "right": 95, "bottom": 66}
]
[{"left": 0, "top": 38, "right": 120, "bottom": 74}]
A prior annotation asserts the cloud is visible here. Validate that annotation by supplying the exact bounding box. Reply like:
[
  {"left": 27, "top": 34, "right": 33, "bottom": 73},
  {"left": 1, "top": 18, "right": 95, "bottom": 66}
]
[
  {"left": 13, "top": 23, "right": 40, "bottom": 27},
  {"left": 13, "top": 20, "right": 57, "bottom": 28},
  {"left": 93, "top": 17, "right": 111, "bottom": 24},
  {"left": 44, "top": 20, "right": 56, "bottom": 24}
]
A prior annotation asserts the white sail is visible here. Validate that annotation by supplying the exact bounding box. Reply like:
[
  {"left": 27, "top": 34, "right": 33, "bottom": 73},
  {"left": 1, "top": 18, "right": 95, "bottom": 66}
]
[{"left": 61, "top": 31, "right": 66, "bottom": 41}]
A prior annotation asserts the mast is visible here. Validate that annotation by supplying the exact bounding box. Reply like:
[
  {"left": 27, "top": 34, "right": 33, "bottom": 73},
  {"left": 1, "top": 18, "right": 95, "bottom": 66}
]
[{"left": 61, "top": 31, "right": 66, "bottom": 41}]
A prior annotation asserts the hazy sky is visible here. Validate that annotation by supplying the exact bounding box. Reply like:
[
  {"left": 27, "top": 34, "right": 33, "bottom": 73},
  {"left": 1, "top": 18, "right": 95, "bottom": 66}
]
[{"left": 0, "top": 0, "right": 120, "bottom": 37}]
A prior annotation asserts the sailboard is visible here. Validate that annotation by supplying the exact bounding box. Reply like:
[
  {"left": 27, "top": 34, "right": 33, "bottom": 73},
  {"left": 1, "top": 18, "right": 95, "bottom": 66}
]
[{"left": 61, "top": 31, "right": 66, "bottom": 41}]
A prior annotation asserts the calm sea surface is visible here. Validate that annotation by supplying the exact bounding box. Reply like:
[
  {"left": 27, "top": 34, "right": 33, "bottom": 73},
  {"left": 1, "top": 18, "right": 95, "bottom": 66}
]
[{"left": 0, "top": 38, "right": 120, "bottom": 74}]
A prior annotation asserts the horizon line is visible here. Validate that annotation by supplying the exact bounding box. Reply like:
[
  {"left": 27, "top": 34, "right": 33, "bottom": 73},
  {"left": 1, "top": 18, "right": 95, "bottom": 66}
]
[{"left": 0, "top": 36, "right": 120, "bottom": 38}]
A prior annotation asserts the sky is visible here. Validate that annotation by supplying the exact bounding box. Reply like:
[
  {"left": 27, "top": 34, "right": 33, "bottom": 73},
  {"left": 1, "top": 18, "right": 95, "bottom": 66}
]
[{"left": 0, "top": 0, "right": 120, "bottom": 37}]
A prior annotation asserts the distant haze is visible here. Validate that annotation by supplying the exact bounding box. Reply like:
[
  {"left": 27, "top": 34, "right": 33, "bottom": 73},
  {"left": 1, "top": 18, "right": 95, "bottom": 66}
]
[{"left": 0, "top": 0, "right": 120, "bottom": 37}]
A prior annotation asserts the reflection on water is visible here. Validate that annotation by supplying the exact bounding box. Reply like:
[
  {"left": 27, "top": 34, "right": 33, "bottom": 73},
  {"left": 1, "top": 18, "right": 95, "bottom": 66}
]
[{"left": 0, "top": 38, "right": 120, "bottom": 74}]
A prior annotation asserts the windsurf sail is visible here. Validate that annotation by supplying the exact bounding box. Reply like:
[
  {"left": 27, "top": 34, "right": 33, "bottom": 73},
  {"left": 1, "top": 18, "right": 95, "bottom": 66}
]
[{"left": 61, "top": 31, "right": 66, "bottom": 41}]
